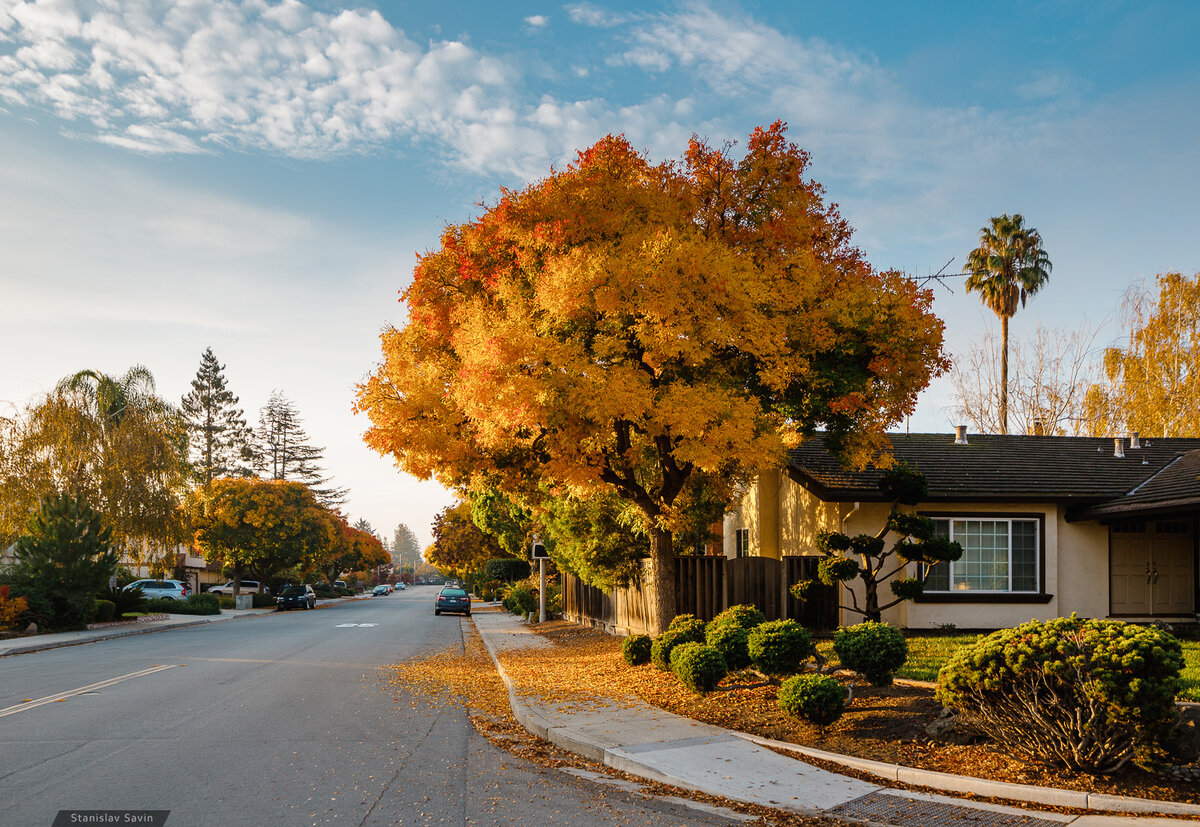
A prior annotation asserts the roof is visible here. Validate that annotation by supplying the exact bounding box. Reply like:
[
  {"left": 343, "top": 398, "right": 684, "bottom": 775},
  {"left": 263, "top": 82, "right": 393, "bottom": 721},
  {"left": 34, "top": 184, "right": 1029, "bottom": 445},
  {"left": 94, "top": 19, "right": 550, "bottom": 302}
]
[{"left": 785, "top": 433, "right": 1200, "bottom": 512}]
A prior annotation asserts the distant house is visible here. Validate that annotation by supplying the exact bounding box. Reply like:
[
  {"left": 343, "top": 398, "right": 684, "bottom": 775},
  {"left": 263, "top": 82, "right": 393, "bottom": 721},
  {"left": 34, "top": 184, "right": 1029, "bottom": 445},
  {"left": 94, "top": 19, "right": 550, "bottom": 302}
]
[{"left": 725, "top": 430, "right": 1200, "bottom": 630}]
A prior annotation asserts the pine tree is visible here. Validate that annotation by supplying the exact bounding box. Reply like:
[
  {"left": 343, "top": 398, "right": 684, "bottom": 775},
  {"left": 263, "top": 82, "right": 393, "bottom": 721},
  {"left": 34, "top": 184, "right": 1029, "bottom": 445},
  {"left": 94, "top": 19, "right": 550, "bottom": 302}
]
[
  {"left": 181, "top": 348, "right": 254, "bottom": 485},
  {"left": 392, "top": 522, "right": 421, "bottom": 572},
  {"left": 254, "top": 391, "right": 347, "bottom": 507}
]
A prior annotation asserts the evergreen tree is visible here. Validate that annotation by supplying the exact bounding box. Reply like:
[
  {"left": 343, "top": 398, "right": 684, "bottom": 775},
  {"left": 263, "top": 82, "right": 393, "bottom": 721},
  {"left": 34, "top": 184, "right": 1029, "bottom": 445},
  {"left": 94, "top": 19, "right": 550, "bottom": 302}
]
[
  {"left": 181, "top": 347, "right": 254, "bottom": 485},
  {"left": 254, "top": 391, "right": 347, "bottom": 507},
  {"left": 392, "top": 522, "right": 420, "bottom": 571}
]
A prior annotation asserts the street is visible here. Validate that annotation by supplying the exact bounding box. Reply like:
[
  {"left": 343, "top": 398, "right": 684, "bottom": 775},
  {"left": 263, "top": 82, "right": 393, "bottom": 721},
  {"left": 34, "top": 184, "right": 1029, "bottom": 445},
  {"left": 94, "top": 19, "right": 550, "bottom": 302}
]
[{"left": 0, "top": 589, "right": 754, "bottom": 826}]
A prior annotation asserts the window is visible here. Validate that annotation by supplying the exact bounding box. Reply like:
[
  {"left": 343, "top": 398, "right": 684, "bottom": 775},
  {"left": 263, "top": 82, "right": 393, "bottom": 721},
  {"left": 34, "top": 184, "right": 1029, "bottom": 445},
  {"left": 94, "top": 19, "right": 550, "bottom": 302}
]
[
  {"left": 924, "top": 517, "right": 1039, "bottom": 593},
  {"left": 734, "top": 529, "right": 750, "bottom": 558}
]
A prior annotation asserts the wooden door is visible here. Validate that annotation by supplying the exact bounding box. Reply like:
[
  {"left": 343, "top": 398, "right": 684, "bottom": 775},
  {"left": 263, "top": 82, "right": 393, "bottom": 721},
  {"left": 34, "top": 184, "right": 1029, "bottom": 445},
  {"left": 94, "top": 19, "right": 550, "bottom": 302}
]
[
  {"left": 1110, "top": 522, "right": 1151, "bottom": 615},
  {"left": 1150, "top": 520, "right": 1194, "bottom": 616}
]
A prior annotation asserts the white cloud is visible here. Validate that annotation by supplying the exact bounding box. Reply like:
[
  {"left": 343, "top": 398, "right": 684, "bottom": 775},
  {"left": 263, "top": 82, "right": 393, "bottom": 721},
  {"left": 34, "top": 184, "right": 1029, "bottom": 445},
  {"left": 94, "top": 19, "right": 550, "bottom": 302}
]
[
  {"left": 524, "top": 14, "right": 549, "bottom": 28},
  {"left": 566, "top": 3, "right": 629, "bottom": 28}
]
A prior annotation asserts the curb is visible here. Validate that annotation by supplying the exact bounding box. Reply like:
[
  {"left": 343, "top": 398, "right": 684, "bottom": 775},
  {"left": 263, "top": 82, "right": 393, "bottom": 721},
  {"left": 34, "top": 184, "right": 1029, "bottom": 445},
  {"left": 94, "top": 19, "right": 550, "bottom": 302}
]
[{"left": 472, "top": 616, "right": 1200, "bottom": 820}]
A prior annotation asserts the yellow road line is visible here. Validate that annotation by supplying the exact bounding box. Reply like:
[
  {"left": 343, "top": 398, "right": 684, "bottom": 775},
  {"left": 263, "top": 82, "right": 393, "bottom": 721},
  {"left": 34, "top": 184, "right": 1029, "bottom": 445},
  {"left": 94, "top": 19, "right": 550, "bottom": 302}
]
[{"left": 0, "top": 664, "right": 179, "bottom": 718}]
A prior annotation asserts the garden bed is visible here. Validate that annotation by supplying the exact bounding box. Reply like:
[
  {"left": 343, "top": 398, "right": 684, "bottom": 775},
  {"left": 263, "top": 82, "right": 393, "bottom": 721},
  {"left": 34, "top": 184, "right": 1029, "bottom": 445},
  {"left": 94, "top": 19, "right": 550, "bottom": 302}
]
[{"left": 496, "top": 618, "right": 1200, "bottom": 807}]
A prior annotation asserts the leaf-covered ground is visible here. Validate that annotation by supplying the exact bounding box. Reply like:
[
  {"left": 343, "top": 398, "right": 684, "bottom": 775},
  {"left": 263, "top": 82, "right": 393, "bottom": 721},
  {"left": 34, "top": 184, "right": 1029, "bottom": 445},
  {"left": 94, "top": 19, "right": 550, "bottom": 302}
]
[{"left": 490, "top": 617, "right": 1200, "bottom": 808}]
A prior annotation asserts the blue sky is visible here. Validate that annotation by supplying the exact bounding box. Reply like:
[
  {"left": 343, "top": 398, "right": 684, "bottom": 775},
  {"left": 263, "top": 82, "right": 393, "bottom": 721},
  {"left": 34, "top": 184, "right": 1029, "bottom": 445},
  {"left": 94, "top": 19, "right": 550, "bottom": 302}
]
[{"left": 2, "top": 0, "right": 1198, "bottom": 548}]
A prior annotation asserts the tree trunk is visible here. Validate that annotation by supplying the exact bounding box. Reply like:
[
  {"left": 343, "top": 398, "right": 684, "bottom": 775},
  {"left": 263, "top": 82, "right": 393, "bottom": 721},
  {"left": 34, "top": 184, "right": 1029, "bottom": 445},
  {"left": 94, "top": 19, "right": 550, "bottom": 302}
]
[
  {"left": 646, "top": 527, "right": 676, "bottom": 635},
  {"left": 1000, "top": 314, "right": 1010, "bottom": 435}
]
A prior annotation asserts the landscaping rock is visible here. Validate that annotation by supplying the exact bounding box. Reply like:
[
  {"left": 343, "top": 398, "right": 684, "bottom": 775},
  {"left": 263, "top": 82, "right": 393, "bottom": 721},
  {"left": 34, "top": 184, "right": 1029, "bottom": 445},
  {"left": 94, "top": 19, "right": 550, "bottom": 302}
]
[{"left": 925, "top": 707, "right": 980, "bottom": 745}]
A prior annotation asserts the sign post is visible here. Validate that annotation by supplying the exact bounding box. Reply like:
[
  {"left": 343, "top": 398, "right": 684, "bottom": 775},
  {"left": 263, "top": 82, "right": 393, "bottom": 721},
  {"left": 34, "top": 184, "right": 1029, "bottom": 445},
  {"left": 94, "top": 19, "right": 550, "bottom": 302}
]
[{"left": 531, "top": 536, "right": 548, "bottom": 623}]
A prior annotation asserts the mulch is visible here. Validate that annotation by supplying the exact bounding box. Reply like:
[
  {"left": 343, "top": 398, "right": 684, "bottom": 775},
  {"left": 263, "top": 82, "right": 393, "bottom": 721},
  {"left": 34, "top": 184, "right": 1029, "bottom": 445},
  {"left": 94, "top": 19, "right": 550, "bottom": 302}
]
[{"left": 501, "top": 618, "right": 1200, "bottom": 808}]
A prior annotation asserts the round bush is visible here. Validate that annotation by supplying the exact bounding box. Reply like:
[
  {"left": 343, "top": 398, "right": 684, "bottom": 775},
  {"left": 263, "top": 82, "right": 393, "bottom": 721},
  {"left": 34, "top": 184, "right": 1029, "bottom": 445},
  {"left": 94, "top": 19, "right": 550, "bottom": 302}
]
[
  {"left": 937, "top": 614, "right": 1184, "bottom": 773},
  {"left": 622, "top": 634, "right": 652, "bottom": 666},
  {"left": 747, "top": 619, "right": 813, "bottom": 676},
  {"left": 710, "top": 604, "right": 765, "bottom": 631},
  {"left": 670, "top": 642, "right": 728, "bottom": 693},
  {"left": 93, "top": 599, "right": 116, "bottom": 623},
  {"left": 666, "top": 615, "right": 706, "bottom": 644},
  {"left": 778, "top": 674, "right": 847, "bottom": 726},
  {"left": 651, "top": 630, "right": 684, "bottom": 671},
  {"left": 705, "top": 623, "right": 751, "bottom": 670},
  {"left": 834, "top": 621, "right": 907, "bottom": 686}
]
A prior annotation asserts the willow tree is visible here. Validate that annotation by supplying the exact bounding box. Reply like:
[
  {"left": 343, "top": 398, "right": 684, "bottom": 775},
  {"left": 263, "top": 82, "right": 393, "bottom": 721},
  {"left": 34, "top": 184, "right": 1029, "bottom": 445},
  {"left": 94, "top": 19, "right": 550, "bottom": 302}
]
[
  {"left": 357, "top": 123, "right": 948, "bottom": 633},
  {"left": 965, "top": 213, "right": 1053, "bottom": 435}
]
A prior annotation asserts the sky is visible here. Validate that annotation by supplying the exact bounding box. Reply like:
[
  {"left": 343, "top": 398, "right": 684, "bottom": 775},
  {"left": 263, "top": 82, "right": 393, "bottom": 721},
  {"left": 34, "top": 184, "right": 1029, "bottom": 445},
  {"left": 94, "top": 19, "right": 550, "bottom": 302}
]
[{"left": 1, "top": 0, "right": 1198, "bottom": 550}]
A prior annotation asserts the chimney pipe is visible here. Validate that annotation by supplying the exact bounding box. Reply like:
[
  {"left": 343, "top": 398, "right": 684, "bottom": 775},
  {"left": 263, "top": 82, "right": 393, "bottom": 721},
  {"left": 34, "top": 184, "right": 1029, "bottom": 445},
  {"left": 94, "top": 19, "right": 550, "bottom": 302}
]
[
  {"left": 1129, "top": 432, "right": 1141, "bottom": 449},
  {"left": 1113, "top": 438, "right": 1125, "bottom": 459},
  {"left": 954, "top": 425, "right": 968, "bottom": 445}
]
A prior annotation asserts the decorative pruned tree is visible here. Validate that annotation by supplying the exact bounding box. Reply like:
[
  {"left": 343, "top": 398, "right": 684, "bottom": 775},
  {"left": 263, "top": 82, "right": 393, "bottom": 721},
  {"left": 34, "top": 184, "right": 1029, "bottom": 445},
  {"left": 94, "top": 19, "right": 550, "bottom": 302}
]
[
  {"left": 357, "top": 123, "right": 948, "bottom": 633},
  {"left": 790, "top": 464, "right": 962, "bottom": 622},
  {"left": 254, "top": 391, "right": 347, "bottom": 508},
  {"left": 965, "top": 213, "right": 1053, "bottom": 435},
  {"left": 181, "top": 347, "right": 254, "bottom": 484}
]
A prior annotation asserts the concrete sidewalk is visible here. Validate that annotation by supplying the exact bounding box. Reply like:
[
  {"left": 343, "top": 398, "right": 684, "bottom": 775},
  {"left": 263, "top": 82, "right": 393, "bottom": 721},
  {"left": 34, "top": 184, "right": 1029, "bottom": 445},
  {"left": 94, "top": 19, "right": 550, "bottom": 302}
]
[{"left": 472, "top": 610, "right": 1194, "bottom": 825}]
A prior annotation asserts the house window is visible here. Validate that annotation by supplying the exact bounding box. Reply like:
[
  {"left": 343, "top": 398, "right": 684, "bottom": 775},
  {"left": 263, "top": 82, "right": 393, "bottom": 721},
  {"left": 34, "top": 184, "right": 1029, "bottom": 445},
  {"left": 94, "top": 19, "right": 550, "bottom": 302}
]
[
  {"left": 924, "top": 517, "right": 1039, "bottom": 593},
  {"left": 734, "top": 529, "right": 750, "bottom": 558}
]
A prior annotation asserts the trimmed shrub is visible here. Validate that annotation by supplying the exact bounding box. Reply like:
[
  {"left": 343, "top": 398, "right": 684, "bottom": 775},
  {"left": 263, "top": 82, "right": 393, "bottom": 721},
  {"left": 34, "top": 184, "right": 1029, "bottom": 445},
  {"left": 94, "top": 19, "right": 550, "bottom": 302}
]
[
  {"left": 710, "top": 604, "right": 766, "bottom": 632},
  {"left": 312, "top": 583, "right": 338, "bottom": 599},
  {"left": 335, "top": 587, "right": 355, "bottom": 597},
  {"left": 748, "top": 619, "right": 813, "bottom": 676},
  {"left": 216, "top": 595, "right": 237, "bottom": 610},
  {"left": 186, "top": 593, "right": 221, "bottom": 615},
  {"left": 834, "top": 621, "right": 908, "bottom": 686},
  {"left": 651, "top": 630, "right": 685, "bottom": 671},
  {"left": 705, "top": 623, "right": 751, "bottom": 670},
  {"left": 670, "top": 642, "right": 728, "bottom": 693},
  {"left": 937, "top": 614, "right": 1184, "bottom": 773},
  {"left": 622, "top": 634, "right": 652, "bottom": 666},
  {"left": 142, "top": 596, "right": 217, "bottom": 615},
  {"left": 778, "top": 674, "right": 847, "bottom": 726},
  {"left": 666, "top": 614, "right": 706, "bottom": 644},
  {"left": 93, "top": 599, "right": 116, "bottom": 622},
  {"left": 484, "top": 558, "right": 531, "bottom": 583},
  {"left": 503, "top": 582, "right": 538, "bottom": 616},
  {"left": 97, "top": 584, "right": 147, "bottom": 619},
  {"left": 251, "top": 593, "right": 275, "bottom": 608}
]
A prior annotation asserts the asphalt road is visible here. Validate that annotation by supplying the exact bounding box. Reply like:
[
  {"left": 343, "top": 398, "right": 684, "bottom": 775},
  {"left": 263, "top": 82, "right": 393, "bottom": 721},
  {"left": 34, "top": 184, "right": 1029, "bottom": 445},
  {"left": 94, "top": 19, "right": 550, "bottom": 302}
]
[{"left": 0, "top": 588, "right": 751, "bottom": 826}]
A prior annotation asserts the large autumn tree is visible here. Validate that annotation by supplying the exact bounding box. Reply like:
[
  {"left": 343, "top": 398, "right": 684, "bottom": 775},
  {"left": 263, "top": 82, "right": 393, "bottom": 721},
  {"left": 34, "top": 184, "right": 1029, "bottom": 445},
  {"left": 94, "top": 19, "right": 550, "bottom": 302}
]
[{"left": 357, "top": 122, "right": 948, "bottom": 632}]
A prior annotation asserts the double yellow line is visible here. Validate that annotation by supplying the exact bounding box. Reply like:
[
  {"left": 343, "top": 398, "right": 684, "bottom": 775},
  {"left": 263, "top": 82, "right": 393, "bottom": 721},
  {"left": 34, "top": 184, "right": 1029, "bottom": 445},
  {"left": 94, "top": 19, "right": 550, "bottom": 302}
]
[{"left": 0, "top": 664, "right": 179, "bottom": 718}]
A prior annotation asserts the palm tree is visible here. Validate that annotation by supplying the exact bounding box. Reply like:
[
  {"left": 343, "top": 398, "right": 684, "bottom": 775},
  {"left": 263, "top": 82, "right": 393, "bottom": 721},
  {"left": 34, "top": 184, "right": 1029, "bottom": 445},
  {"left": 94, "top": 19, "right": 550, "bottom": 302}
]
[{"left": 965, "top": 214, "right": 1052, "bottom": 434}]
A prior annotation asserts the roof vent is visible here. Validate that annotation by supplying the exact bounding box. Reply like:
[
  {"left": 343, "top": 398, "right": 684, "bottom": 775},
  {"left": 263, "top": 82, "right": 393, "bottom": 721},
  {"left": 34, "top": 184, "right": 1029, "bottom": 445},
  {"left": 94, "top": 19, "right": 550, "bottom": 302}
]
[
  {"left": 954, "top": 425, "right": 968, "bottom": 445},
  {"left": 1129, "top": 432, "right": 1141, "bottom": 449},
  {"left": 1113, "top": 438, "right": 1125, "bottom": 459}
]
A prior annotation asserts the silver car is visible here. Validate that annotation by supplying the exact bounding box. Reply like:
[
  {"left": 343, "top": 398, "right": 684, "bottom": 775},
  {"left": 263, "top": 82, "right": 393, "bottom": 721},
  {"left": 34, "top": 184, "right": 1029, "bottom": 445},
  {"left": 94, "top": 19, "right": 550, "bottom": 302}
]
[{"left": 124, "top": 579, "right": 189, "bottom": 600}]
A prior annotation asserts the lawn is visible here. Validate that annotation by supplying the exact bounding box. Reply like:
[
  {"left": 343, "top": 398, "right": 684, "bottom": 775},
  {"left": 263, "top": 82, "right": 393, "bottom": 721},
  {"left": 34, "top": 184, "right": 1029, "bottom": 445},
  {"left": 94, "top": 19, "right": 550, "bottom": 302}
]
[{"left": 819, "top": 632, "right": 1200, "bottom": 700}]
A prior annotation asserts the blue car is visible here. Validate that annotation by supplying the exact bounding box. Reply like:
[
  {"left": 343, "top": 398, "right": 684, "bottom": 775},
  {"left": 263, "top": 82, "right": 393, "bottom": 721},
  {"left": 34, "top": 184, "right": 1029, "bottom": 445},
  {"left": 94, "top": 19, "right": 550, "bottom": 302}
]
[{"left": 434, "top": 587, "right": 470, "bottom": 616}]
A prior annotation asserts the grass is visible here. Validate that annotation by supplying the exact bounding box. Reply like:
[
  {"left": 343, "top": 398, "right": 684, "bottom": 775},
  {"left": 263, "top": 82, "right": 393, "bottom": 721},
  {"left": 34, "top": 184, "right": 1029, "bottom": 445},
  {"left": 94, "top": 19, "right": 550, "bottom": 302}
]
[{"left": 819, "top": 632, "right": 1200, "bottom": 700}]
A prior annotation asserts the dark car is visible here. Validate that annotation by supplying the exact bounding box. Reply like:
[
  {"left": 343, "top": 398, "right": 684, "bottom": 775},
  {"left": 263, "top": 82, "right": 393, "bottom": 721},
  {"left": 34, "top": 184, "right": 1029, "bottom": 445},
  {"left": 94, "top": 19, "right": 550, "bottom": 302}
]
[
  {"left": 434, "top": 587, "right": 470, "bottom": 616},
  {"left": 277, "top": 584, "right": 316, "bottom": 611}
]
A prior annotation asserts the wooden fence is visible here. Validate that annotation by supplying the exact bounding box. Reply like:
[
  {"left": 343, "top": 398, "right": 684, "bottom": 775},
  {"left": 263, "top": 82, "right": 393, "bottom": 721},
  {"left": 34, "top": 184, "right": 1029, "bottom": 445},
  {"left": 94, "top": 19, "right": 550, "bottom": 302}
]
[{"left": 562, "top": 555, "right": 838, "bottom": 636}]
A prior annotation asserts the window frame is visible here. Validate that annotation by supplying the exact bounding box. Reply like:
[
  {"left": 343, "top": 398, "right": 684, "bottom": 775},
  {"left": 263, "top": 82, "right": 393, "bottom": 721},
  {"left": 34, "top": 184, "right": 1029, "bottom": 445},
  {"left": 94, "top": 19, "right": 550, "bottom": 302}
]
[
  {"left": 734, "top": 528, "right": 750, "bottom": 558},
  {"left": 916, "top": 512, "right": 1050, "bottom": 603}
]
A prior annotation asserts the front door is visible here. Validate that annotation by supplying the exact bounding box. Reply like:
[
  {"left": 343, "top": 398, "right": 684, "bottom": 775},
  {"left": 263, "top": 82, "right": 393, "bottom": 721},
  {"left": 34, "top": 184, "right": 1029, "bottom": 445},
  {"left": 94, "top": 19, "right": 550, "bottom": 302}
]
[{"left": 1110, "top": 518, "right": 1195, "bottom": 616}]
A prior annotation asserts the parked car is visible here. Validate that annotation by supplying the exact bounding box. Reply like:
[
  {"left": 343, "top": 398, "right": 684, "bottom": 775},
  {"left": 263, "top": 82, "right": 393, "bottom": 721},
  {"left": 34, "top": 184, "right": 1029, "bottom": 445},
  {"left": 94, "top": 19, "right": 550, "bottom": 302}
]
[
  {"left": 396, "top": 583, "right": 407, "bottom": 590},
  {"left": 276, "top": 584, "right": 316, "bottom": 610},
  {"left": 372, "top": 585, "right": 389, "bottom": 596},
  {"left": 207, "top": 580, "right": 266, "bottom": 596},
  {"left": 434, "top": 587, "right": 470, "bottom": 616},
  {"left": 124, "top": 579, "right": 188, "bottom": 600}
]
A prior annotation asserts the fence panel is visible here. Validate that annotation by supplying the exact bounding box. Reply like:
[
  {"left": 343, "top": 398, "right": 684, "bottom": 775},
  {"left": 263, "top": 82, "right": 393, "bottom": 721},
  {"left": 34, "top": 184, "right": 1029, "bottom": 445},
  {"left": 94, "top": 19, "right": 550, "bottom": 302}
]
[
  {"left": 674, "top": 556, "right": 724, "bottom": 621},
  {"left": 783, "top": 556, "right": 839, "bottom": 633},
  {"left": 724, "top": 557, "right": 783, "bottom": 620}
]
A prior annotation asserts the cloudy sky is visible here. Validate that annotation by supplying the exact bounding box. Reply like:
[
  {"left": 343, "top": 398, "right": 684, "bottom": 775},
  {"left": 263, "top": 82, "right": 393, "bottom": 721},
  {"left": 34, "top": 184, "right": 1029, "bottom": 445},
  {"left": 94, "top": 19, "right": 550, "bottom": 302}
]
[{"left": 2, "top": 0, "right": 1198, "bottom": 548}]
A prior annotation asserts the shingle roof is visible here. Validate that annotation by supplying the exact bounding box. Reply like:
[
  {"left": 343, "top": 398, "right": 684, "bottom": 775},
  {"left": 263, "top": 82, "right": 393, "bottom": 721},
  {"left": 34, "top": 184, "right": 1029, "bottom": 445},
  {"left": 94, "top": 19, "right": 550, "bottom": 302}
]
[
  {"left": 786, "top": 433, "right": 1200, "bottom": 507},
  {"left": 1072, "top": 448, "right": 1200, "bottom": 518}
]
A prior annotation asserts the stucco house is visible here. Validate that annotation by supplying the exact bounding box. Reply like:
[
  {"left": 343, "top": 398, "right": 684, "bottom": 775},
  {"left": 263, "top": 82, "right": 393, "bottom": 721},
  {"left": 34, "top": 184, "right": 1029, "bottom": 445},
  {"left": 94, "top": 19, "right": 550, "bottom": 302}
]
[{"left": 724, "top": 429, "right": 1200, "bottom": 630}]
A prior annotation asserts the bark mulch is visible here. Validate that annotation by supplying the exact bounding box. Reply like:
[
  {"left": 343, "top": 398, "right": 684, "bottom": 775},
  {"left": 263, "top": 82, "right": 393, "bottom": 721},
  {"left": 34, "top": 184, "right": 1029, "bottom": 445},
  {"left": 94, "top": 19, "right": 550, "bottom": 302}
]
[{"left": 494, "top": 618, "right": 1200, "bottom": 809}]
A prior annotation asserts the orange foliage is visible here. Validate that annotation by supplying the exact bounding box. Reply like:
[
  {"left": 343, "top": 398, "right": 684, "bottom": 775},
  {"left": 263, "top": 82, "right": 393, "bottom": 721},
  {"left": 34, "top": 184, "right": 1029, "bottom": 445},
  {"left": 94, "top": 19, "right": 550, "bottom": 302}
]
[{"left": 0, "top": 584, "right": 28, "bottom": 630}]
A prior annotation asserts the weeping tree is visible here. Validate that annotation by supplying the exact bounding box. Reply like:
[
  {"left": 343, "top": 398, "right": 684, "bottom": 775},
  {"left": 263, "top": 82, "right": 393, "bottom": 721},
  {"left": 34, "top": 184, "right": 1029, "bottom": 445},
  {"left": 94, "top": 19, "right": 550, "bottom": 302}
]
[{"left": 790, "top": 464, "right": 962, "bottom": 622}]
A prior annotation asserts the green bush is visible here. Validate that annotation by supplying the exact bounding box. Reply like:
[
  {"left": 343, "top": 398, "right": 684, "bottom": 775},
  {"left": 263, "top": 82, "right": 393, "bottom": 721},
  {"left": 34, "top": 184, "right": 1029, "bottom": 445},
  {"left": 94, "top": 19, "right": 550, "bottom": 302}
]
[
  {"left": 311, "top": 583, "right": 338, "bottom": 599},
  {"left": 335, "top": 587, "right": 355, "bottom": 597},
  {"left": 937, "top": 614, "right": 1184, "bottom": 773},
  {"left": 622, "top": 634, "right": 653, "bottom": 666},
  {"left": 504, "top": 582, "right": 538, "bottom": 616},
  {"left": 484, "top": 558, "right": 532, "bottom": 582},
  {"left": 97, "top": 584, "right": 147, "bottom": 619},
  {"left": 666, "top": 614, "right": 706, "bottom": 643},
  {"left": 778, "top": 674, "right": 847, "bottom": 726},
  {"left": 748, "top": 619, "right": 813, "bottom": 676},
  {"left": 670, "top": 642, "right": 728, "bottom": 693},
  {"left": 710, "top": 604, "right": 765, "bottom": 631},
  {"left": 834, "top": 621, "right": 908, "bottom": 686},
  {"left": 216, "top": 594, "right": 237, "bottom": 609},
  {"left": 651, "top": 630, "right": 685, "bottom": 671},
  {"left": 705, "top": 623, "right": 751, "bottom": 670},
  {"left": 251, "top": 594, "right": 275, "bottom": 608},
  {"left": 93, "top": 599, "right": 116, "bottom": 622},
  {"left": 186, "top": 593, "right": 221, "bottom": 615}
]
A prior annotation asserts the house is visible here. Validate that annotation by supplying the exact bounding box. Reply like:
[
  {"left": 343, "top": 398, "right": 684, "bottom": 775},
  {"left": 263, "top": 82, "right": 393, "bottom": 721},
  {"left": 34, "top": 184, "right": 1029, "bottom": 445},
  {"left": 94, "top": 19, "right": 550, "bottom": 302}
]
[{"left": 725, "top": 429, "right": 1200, "bottom": 630}]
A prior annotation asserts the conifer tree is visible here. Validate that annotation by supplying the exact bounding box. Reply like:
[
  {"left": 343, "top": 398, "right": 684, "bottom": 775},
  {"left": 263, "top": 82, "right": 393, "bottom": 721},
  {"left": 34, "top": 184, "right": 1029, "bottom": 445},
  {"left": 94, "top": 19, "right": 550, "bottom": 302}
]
[
  {"left": 181, "top": 347, "right": 254, "bottom": 485},
  {"left": 254, "top": 391, "right": 347, "bottom": 507}
]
